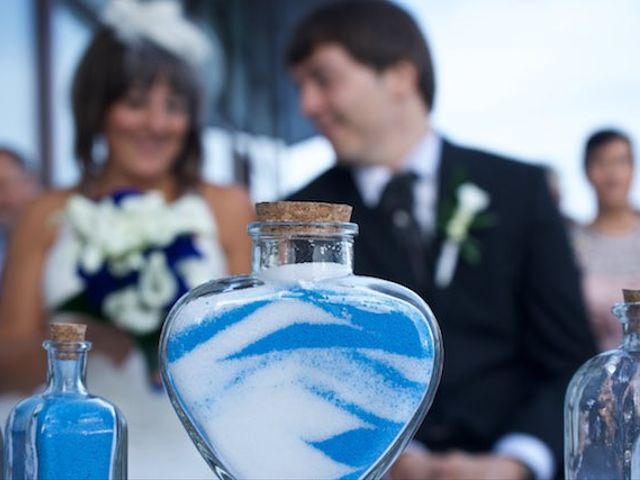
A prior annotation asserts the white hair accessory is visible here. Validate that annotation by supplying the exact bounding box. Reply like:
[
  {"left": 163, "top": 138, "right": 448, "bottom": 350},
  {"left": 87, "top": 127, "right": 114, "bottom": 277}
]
[{"left": 103, "top": 0, "right": 212, "bottom": 66}]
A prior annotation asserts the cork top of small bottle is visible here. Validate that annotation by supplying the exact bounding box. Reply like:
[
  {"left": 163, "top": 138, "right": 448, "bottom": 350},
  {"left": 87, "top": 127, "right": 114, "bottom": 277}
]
[
  {"left": 50, "top": 323, "right": 87, "bottom": 343},
  {"left": 256, "top": 202, "right": 352, "bottom": 223},
  {"left": 50, "top": 323, "right": 87, "bottom": 359}
]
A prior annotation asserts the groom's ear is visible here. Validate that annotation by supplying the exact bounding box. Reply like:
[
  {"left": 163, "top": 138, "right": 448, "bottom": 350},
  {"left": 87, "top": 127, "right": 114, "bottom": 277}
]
[{"left": 383, "top": 61, "right": 421, "bottom": 100}]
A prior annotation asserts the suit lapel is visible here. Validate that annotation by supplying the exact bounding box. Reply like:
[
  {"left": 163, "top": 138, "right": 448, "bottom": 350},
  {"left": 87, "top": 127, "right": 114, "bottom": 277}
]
[
  {"left": 426, "top": 140, "right": 464, "bottom": 311},
  {"left": 432, "top": 140, "right": 458, "bottom": 264}
]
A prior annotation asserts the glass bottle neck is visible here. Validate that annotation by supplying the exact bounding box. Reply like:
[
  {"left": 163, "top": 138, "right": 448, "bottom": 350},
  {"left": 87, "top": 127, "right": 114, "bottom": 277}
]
[
  {"left": 623, "top": 321, "right": 640, "bottom": 350},
  {"left": 44, "top": 341, "right": 90, "bottom": 395},
  {"left": 616, "top": 303, "right": 640, "bottom": 351},
  {"left": 250, "top": 223, "right": 356, "bottom": 281}
]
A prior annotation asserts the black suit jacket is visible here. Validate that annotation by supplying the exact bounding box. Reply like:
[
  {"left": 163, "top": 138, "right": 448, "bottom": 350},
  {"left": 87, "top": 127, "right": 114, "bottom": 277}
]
[{"left": 289, "top": 140, "right": 597, "bottom": 474}]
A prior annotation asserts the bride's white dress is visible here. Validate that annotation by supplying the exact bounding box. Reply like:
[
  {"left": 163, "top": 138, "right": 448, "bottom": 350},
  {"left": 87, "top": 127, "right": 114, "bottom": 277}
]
[{"left": 0, "top": 194, "right": 226, "bottom": 479}]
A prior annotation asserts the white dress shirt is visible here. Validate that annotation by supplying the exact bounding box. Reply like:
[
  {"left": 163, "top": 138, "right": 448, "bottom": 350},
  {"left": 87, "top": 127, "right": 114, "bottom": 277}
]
[
  {"left": 353, "top": 130, "right": 441, "bottom": 235},
  {"left": 352, "top": 130, "right": 554, "bottom": 480}
]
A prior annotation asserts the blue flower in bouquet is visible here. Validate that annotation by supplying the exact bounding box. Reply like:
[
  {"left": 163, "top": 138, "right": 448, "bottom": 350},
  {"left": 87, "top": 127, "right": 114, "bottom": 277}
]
[{"left": 53, "top": 190, "right": 215, "bottom": 375}]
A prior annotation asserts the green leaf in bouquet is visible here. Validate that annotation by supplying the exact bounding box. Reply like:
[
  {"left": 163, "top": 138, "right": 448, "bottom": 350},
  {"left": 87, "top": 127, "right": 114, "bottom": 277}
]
[{"left": 54, "top": 292, "right": 104, "bottom": 320}]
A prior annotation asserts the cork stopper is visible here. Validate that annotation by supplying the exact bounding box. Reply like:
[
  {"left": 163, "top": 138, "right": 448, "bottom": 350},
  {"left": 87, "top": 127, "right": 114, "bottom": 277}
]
[
  {"left": 253, "top": 201, "right": 354, "bottom": 236},
  {"left": 256, "top": 202, "right": 352, "bottom": 223},
  {"left": 623, "top": 289, "right": 640, "bottom": 303},
  {"left": 50, "top": 323, "right": 87, "bottom": 343},
  {"left": 50, "top": 323, "right": 87, "bottom": 359}
]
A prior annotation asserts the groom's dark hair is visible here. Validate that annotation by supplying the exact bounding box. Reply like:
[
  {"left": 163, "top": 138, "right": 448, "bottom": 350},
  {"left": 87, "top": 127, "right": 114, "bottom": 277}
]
[{"left": 285, "top": 0, "right": 436, "bottom": 111}]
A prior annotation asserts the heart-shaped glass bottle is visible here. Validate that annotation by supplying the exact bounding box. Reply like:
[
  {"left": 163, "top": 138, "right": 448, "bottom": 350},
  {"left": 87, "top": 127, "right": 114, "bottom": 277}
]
[{"left": 160, "top": 202, "right": 442, "bottom": 480}]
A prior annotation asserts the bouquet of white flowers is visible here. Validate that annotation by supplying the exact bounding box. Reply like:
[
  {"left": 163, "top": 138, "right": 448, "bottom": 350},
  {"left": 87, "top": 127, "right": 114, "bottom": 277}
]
[{"left": 52, "top": 190, "right": 215, "bottom": 375}]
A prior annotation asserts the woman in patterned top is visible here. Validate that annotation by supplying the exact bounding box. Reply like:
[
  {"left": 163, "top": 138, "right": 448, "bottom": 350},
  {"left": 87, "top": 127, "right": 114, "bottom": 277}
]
[{"left": 572, "top": 128, "right": 640, "bottom": 351}]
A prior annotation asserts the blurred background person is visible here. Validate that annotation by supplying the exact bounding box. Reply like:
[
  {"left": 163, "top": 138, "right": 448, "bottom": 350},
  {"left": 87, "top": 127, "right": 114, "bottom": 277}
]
[
  {"left": 0, "top": 146, "right": 38, "bottom": 280},
  {"left": 572, "top": 128, "right": 640, "bottom": 351},
  {"left": 0, "top": 1, "right": 253, "bottom": 478}
]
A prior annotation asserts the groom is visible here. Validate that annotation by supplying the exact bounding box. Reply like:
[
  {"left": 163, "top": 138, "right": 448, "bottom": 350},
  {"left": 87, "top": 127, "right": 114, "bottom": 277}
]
[{"left": 285, "top": 1, "right": 596, "bottom": 479}]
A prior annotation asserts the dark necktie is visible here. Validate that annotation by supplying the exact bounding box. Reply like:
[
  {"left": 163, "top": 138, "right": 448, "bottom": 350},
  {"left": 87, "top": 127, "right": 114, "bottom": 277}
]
[{"left": 378, "top": 172, "right": 426, "bottom": 290}]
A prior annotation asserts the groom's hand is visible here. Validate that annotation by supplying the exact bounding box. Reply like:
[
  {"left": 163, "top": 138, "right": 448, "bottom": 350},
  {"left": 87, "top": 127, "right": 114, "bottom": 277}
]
[
  {"left": 389, "top": 450, "right": 439, "bottom": 480},
  {"left": 390, "top": 450, "right": 532, "bottom": 480},
  {"left": 432, "top": 452, "right": 532, "bottom": 480}
]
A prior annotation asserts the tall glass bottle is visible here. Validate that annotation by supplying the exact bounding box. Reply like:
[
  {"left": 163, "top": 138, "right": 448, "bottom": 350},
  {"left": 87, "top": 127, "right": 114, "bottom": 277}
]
[
  {"left": 3, "top": 323, "right": 127, "bottom": 479},
  {"left": 565, "top": 289, "right": 640, "bottom": 479},
  {"left": 160, "top": 202, "right": 443, "bottom": 480}
]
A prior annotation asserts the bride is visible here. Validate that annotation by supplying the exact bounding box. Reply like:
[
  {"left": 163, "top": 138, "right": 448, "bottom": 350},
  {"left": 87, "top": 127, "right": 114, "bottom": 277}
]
[{"left": 0, "top": 1, "right": 253, "bottom": 478}]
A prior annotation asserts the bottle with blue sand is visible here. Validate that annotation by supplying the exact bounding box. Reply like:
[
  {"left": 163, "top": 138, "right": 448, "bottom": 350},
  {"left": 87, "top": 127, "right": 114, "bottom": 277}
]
[
  {"left": 3, "top": 323, "right": 127, "bottom": 479},
  {"left": 160, "top": 201, "right": 443, "bottom": 480}
]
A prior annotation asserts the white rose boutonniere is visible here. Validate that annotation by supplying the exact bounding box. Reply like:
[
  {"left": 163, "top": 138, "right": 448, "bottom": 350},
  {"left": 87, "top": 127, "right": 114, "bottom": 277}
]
[{"left": 435, "top": 183, "right": 492, "bottom": 288}]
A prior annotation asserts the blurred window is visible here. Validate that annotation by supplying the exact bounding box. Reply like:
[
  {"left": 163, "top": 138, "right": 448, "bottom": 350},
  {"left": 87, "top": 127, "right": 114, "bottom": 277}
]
[{"left": 0, "top": 0, "right": 36, "bottom": 164}]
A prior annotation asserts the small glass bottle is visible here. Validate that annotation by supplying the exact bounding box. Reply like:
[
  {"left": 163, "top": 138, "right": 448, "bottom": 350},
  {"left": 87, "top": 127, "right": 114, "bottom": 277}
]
[
  {"left": 3, "top": 323, "right": 127, "bottom": 479},
  {"left": 160, "top": 202, "right": 443, "bottom": 480},
  {"left": 565, "top": 289, "right": 640, "bottom": 479}
]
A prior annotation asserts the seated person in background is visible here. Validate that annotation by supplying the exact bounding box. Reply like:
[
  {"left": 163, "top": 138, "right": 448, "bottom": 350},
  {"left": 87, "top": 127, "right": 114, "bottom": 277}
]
[
  {"left": 0, "top": 146, "right": 39, "bottom": 279},
  {"left": 285, "top": 1, "right": 597, "bottom": 478},
  {"left": 571, "top": 128, "right": 640, "bottom": 351},
  {"left": 0, "top": 1, "right": 253, "bottom": 478}
]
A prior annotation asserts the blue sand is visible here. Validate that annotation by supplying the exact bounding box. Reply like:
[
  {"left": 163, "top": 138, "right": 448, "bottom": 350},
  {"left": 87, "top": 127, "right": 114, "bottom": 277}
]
[
  {"left": 35, "top": 396, "right": 117, "bottom": 480},
  {"left": 167, "top": 286, "right": 434, "bottom": 480},
  {"left": 168, "top": 288, "right": 431, "bottom": 362},
  {"left": 6, "top": 394, "right": 118, "bottom": 480},
  {"left": 167, "top": 299, "right": 271, "bottom": 363}
]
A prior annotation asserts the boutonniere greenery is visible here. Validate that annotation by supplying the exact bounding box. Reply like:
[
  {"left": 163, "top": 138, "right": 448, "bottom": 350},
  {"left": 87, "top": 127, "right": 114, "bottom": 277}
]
[
  {"left": 435, "top": 181, "right": 495, "bottom": 288},
  {"left": 50, "top": 190, "right": 215, "bottom": 378}
]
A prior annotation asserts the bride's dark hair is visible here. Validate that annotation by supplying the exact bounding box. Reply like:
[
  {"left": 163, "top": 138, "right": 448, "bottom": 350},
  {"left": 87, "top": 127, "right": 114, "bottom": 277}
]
[{"left": 71, "top": 27, "right": 204, "bottom": 193}]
